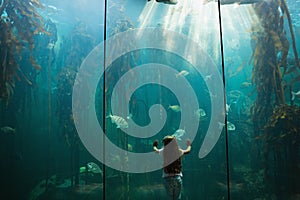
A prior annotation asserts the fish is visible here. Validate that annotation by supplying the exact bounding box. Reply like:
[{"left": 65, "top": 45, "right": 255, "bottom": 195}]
[
  {"left": 175, "top": 70, "right": 189, "bottom": 78},
  {"left": 87, "top": 162, "right": 103, "bottom": 175},
  {"left": 227, "top": 121, "right": 236, "bottom": 131},
  {"left": 47, "top": 42, "right": 55, "bottom": 49},
  {"left": 172, "top": 129, "right": 186, "bottom": 140},
  {"left": 291, "top": 91, "right": 300, "bottom": 101},
  {"left": 80, "top": 162, "right": 103, "bottom": 176},
  {"left": 195, "top": 108, "right": 206, "bottom": 120},
  {"left": 168, "top": 105, "right": 181, "bottom": 112},
  {"left": 47, "top": 5, "right": 58, "bottom": 11},
  {"left": 226, "top": 104, "right": 231, "bottom": 115},
  {"left": 0, "top": 126, "right": 16, "bottom": 134},
  {"left": 240, "top": 82, "right": 252, "bottom": 89},
  {"left": 107, "top": 114, "right": 129, "bottom": 128},
  {"left": 229, "top": 63, "right": 244, "bottom": 77},
  {"left": 127, "top": 143, "right": 133, "bottom": 151},
  {"left": 204, "top": 74, "right": 212, "bottom": 81}
]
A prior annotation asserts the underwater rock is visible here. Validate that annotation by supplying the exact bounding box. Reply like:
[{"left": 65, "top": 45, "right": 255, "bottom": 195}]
[
  {"left": 29, "top": 175, "right": 56, "bottom": 200},
  {"left": 216, "top": 181, "right": 244, "bottom": 193},
  {"left": 128, "top": 184, "right": 167, "bottom": 199},
  {"left": 290, "top": 194, "right": 300, "bottom": 200}
]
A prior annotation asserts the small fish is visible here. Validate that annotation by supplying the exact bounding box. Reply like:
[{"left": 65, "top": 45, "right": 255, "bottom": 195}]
[
  {"left": 47, "top": 42, "right": 55, "bottom": 49},
  {"left": 87, "top": 162, "right": 103, "bottom": 175},
  {"left": 226, "top": 104, "right": 231, "bottom": 115},
  {"left": 1, "top": 126, "right": 16, "bottom": 134},
  {"left": 175, "top": 70, "right": 189, "bottom": 78},
  {"left": 80, "top": 162, "right": 103, "bottom": 176},
  {"left": 168, "top": 105, "right": 181, "bottom": 112},
  {"left": 107, "top": 115, "right": 129, "bottom": 128},
  {"left": 127, "top": 143, "right": 133, "bottom": 151},
  {"left": 227, "top": 121, "right": 236, "bottom": 131},
  {"left": 195, "top": 108, "right": 206, "bottom": 120},
  {"left": 172, "top": 129, "right": 186, "bottom": 140},
  {"left": 240, "top": 82, "right": 252, "bottom": 89},
  {"left": 291, "top": 91, "right": 300, "bottom": 101},
  {"left": 47, "top": 5, "right": 58, "bottom": 10},
  {"left": 204, "top": 74, "right": 212, "bottom": 81},
  {"left": 229, "top": 63, "right": 244, "bottom": 77}
]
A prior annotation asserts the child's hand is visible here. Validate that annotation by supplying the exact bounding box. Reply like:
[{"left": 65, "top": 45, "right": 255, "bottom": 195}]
[
  {"left": 186, "top": 139, "right": 191, "bottom": 146},
  {"left": 153, "top": 140, "right": 159, "bottom": 147}
]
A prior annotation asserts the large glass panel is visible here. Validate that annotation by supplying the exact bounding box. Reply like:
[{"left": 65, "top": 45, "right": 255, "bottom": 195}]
[
  {"left": 1, "top": 0, "right": 104, "bottom": 199},
  {"left": 103, "top": 0, "right": 227, "bottom": 199},
  {"left": 221, "top": 0, "right": 300, "bottom": 199}
]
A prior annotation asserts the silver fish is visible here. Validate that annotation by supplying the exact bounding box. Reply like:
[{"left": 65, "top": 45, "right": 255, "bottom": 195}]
[
  {"left": 195, "top": 108, "right": 206, "bottom": 121},
  {"left": 1, "top": 126, "right": 16, "bottom": 134},
  {"left": 87, "top": 162, "right": 103, "bottom": 176},
  {"left": 204, "top": 74, "right": 212, "bottom": 81},
  {"left": 227, "top": 121, "right": 236, "bottom": 131},
  {"left": 169, "top": 105, "right": 181, "bottom": 112},
  {"left": 175, "top": 70, "right": 189, "bottom": 78},
  {"left": 47, "top": 5, "right": 58, "bottom": 11},
  {"left": 217, "top": 121, "right": 235, "bottom": 131},
  {"left": 172, "top": 129, "right": 186, "bottom": 140},
  {"left": 226, "top": 103, "right": 231, "bottom": 115},
  {"left": 292, "top": 91, "right": 300, "bottom": 101},
  {"left": 107, "top": 115, "right": 129, "bottom": 129}
]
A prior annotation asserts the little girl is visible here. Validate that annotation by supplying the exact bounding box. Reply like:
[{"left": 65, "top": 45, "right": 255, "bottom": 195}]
[{"left": 153, "top": 135, "right": 191, "bottom": 199}]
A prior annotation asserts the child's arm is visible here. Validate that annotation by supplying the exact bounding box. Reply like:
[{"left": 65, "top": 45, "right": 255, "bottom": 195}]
[{"left": 183, "top": 139, "right": 192, "bottom": 154}]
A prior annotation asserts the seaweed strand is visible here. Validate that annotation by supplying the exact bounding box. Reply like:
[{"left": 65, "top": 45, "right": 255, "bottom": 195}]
[{"left": 280, "top": 0, "right": 299, "bottom": 68}]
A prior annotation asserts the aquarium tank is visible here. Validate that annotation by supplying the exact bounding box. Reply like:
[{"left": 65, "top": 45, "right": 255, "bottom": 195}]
[{"left": 0, "top": 0, "right": 300, "bottom": 199}]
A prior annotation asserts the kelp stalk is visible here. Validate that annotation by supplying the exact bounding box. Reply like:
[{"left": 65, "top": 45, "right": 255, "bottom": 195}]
[{"left": 280, "top": 0, "right": 299, "bottom": 68}]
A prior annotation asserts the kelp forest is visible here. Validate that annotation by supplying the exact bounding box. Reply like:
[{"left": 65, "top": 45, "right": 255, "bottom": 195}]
[{"left": 250, "top": 0, "right": 300, "bottom": 198}]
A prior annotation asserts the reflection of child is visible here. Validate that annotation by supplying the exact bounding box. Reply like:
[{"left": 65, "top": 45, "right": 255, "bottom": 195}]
[
  {"left": 153, "top": 136, "right": 191, "bottom": 200},
  {"left": 148, "top": 0, "right": 178, "bottom": 5}
]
